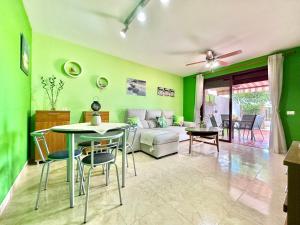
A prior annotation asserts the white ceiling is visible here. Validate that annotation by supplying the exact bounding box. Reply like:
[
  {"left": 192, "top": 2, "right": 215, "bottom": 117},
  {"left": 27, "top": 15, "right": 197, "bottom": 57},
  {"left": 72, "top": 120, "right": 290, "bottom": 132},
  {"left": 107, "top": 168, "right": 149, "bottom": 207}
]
[{"left": 23, "top": 0, "right": 300, "bottom": 76}]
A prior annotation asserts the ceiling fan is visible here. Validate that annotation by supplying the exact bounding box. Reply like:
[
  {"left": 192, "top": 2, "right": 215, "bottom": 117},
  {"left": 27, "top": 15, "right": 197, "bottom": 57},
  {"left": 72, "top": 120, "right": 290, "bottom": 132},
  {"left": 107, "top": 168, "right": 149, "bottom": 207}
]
[{"left": 185, "top": 49, "right": 242, "bottom": 69}]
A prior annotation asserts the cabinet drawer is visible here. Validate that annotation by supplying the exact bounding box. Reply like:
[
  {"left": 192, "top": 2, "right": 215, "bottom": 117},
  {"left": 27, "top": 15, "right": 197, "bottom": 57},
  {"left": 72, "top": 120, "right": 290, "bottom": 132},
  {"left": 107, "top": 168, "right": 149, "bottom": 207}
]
[{"left": 36, "top": 111, "right": 70, "bottom": 122}]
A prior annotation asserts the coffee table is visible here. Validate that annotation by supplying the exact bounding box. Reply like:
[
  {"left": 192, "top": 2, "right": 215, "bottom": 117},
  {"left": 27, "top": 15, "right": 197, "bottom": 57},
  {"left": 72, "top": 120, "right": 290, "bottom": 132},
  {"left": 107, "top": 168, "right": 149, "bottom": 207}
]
[{"left": 186, "top": 127, "right": 220, "bottom": 154}]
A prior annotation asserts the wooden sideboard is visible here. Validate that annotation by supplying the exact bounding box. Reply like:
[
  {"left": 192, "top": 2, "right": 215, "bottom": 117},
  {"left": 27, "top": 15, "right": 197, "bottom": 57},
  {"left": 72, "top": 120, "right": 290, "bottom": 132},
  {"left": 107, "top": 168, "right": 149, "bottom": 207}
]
[
  {"left": 82, "top": 111, "right": 109, "bottom": 122},
  {"left": 33, "top": 110, "right": 70, "bottom": 162},
  {"left": 283, "top": 141, "right": 300, "bottom": 225}
]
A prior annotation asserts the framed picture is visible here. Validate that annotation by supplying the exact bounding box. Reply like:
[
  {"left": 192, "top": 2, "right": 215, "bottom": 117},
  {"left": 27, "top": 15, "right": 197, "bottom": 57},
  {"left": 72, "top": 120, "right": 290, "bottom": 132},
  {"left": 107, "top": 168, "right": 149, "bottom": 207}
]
[
  {"left": 127, "top": 78, "right": 146, "bottom": 96},
  {"left": 20, "top": 34, "right": 30, "bottom": 75},
  {"left": 157, "top": 87, "right": 164, "bottom": 96},
  {"left": 164, "top": 88, "right": 170, "bottom": 96},
  {"left": 170, "top": 89, "right": 175, "bottom": 97}
]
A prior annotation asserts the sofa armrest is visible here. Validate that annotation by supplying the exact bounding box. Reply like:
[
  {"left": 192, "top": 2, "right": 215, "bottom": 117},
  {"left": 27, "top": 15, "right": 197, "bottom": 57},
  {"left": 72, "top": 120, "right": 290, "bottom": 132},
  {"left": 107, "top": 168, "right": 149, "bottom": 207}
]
[{"left": 183, "top": 121, "right": 196, "bottom": 128}]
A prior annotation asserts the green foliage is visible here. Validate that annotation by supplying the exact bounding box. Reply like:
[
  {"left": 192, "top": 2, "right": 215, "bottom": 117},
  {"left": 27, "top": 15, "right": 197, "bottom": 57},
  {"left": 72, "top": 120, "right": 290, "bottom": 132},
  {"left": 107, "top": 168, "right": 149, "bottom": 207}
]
[{"left": 233, "top": 91, "right": 270, "bottom": 115}]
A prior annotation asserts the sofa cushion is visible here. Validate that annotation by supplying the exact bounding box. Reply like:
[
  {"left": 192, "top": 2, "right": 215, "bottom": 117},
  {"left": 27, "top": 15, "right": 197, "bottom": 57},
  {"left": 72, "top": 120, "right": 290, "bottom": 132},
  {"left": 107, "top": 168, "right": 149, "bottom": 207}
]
[
  {"left": 147, "top": 120, "right": 157, "bottom": 128},
  {"left": 128, "top": 109, "right": 146, "bottom": 120},
  {"left": 145, "top": 128, "right": 179, "bottom": 145},
  {"left": 127, "top": 109, "right": 148, "bottom": 128},
  {"left": 146, "top": 110, "right": 162, "bottom": 120},
  {"left": 162, "top": 110, "right": 174, "bottom": 119}
]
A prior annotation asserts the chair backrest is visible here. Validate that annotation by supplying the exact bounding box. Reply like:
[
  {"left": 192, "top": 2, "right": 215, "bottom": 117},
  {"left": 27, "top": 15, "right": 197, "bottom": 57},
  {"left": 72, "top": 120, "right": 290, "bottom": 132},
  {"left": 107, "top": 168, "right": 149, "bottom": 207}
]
[
  {"left": 31, "top": 129, "right": 51, "bottom": 162},
  {"left": 241, "top": 114, "right": 257, "bottom": 129},
  {"left": 221, "top": 114, "right": 229, "bottom": 121},
  {"left": 210, "top": 115, "right": 218, "bottom": 127},
  {"left": 253, "top": 115, "right": 264, "bottom": 129},
  {"left": 127, "top": 126, "right": 137, "bottom": 147},
  {"left": 80, "top": 131, "right": 124, "bottom": 167},
  {"left": 220, "top": 114, "right": 230, "bottom": 128}
]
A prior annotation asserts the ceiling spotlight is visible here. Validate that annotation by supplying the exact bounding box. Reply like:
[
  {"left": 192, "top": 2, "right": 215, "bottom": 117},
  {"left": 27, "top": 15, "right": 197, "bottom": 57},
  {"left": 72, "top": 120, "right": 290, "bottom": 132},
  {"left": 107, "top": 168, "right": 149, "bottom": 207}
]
[
  {"left": 160, "top": 0, "right": 170, "bottom": 6},
  {"left": 137, "top": 10, "right": 146, "bottom": 22},
  {"left": 120, "top": 26, "right": 128, "bottom": 38}
]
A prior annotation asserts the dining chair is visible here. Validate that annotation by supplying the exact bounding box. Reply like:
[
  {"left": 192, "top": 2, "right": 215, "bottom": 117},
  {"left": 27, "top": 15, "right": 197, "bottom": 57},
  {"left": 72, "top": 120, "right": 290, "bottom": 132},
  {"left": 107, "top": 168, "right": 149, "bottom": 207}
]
[
  {"left": 220, "top": 114, "right": 230, "bottom": 137},
  {"left": 31, "top": 129, "right": 83, "bottom": 210},
  {"left": 125, "top": 126, "right": 137, "bottom": 176},
  {"left": 79, "top": 131, "right": 123, "bottom": 223}
]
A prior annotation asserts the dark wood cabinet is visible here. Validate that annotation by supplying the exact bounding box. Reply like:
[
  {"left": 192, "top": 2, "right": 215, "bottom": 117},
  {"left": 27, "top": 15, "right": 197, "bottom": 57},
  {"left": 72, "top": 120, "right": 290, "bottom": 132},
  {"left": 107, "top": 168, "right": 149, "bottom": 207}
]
[
  {"left": 283, "top": 141, "right": 300, "bottom": 225},
  {"left": 33, "top": 110, "right": 70, "bottom": 162}
]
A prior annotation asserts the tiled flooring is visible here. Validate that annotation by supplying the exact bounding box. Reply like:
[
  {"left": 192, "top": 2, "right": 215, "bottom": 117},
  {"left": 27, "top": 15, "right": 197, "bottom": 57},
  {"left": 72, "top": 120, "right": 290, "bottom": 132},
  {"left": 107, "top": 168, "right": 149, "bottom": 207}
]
[{"left": 0, "top": 141, "right": 286, "bottom": 225}]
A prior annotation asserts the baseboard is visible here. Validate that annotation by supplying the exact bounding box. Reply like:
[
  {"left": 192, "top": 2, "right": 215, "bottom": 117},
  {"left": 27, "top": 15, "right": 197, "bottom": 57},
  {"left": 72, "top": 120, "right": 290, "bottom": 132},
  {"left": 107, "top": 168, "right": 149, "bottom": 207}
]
[{"left": 0, "top": 161, "right": 28, "bottom": 215}]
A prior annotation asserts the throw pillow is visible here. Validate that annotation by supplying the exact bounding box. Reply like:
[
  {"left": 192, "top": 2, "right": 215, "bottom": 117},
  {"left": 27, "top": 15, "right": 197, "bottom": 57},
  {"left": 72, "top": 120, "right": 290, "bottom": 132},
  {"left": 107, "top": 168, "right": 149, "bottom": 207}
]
[
  {"left": 173, "top": 115, "right": 184, "bottom": 126},
  {"left": 157, "top": 116, "right": 168, "bottom": 128},
  {"left": 127, "top": 117, "right": 142, "bottom": 127},
  {"left": 147, "top": 120, "right": 157, "bottom": 128}
]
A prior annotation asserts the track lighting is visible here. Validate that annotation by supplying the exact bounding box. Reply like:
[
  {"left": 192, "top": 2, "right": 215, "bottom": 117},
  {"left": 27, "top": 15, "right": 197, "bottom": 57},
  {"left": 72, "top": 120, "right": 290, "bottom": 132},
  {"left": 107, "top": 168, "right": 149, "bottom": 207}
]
[
  {"left": 160, "top": 0, "right": 170, "bottom": 6},
  {"left": 119, "top": 0, "right": 150, "bottom": 39},
  {"left": 137, "top": 10, "right": 146, "bottom": 22},
  {"left": 120, "top": 26, "right": 128, "bottom": 38}
]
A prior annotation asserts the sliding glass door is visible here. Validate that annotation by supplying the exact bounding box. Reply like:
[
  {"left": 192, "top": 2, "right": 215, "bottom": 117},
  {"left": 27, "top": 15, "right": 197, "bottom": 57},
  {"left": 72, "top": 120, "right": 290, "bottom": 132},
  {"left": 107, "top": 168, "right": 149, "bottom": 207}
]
[{"left": 203, "top": 77, "right": 232, "bottom": 141}]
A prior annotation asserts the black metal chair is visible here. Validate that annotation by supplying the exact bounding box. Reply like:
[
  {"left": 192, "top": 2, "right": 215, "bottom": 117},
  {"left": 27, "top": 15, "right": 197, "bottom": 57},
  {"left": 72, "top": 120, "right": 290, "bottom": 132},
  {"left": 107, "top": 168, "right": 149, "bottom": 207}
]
[
  {"left": 235, "top": 115, "right": 257, "bottom": 140},
  {"left": 31, "top": 129, "right": 84, "bottom": 210},
  {"left": 252, "top": 115, "right": 265, "bottom": 140},
  {"left": 80, "top": 131, "right": 123, "bottom": 223},
  {"left": 125, "top": 126, "right": 137, "bottom": 176},
  {"left": 220, "top": 114, "right": 230, "bottom": 137}
]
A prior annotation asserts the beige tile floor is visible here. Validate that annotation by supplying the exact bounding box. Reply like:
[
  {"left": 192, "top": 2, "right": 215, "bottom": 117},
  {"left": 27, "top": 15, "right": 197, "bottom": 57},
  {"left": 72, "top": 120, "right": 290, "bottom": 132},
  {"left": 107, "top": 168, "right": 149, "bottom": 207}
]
[{"left": 0, "top": 141, "right": 286, "bottom": 225}]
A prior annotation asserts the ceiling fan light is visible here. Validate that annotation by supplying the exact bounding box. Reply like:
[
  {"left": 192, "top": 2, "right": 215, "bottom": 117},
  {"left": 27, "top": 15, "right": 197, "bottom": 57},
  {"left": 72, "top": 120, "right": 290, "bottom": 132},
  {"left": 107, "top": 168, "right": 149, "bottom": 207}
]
[{"left": 213, "top": 61, "right": 219, "bottom": 68}]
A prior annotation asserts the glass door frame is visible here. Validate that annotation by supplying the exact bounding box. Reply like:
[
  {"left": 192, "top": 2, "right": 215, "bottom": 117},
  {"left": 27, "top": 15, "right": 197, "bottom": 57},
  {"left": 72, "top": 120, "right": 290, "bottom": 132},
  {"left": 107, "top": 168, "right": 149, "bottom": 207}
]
[
  {"left": 202, "top": 76, "right": 233, "bottom": 142},
  {"left": 200, "top": 66, "right": 268, "bottom": 143}
]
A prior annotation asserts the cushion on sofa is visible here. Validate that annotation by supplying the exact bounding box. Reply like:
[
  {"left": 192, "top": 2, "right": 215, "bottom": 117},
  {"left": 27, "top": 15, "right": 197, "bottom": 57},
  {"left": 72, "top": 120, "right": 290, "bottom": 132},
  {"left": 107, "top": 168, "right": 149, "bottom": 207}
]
[
  {"left": 162, "top": 110, "right": 174, "bottom": 126},
  {"left": 146, "top": 110, "right": 162, "bottom": 120},
  {"left": 127, "top": 109, "right": 149, "bottom": 128}
]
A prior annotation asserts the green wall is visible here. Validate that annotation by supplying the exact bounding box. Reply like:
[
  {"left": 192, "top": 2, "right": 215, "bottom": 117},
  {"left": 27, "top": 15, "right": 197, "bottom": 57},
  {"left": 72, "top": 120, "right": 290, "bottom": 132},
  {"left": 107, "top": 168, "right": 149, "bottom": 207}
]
[
  {"left": 0, "top": 1, "right": 32, "bottom": 204},
  {"left": 280, "top": 47, "right": 300, "bottom": 146},
  {"left": 31, "top": 33, "right": 183, "bottom": 123},
  {"left": 183, "top": 48, "right": 300, "bottom": 146}
]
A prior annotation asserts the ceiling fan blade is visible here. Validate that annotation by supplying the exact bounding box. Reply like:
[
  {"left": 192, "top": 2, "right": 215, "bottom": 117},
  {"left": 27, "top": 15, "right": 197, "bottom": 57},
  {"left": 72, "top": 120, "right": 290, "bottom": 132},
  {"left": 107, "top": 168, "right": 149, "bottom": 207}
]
[
  {"left": 185, "top": 61, "right": 206, "bottom": 66},
  {"left": 216, "top": 50, "right": 242, "bottom": 59},
  {"left": 218, "top": 60, "right": 229, "bottom": 66}
]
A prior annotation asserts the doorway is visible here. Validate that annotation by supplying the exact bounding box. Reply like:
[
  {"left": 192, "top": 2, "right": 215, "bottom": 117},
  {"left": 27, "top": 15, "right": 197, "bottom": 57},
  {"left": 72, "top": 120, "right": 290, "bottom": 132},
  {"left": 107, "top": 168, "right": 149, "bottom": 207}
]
[{"left": 203, "top": 67, "right": 271, "bottom": 149}]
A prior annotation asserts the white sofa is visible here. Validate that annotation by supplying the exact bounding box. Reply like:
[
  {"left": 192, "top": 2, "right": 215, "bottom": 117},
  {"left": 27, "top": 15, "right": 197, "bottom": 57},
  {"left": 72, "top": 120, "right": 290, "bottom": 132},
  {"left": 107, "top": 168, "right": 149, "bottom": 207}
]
[{"left": 127, "top": 109, "right": 194, "bottom": 158}]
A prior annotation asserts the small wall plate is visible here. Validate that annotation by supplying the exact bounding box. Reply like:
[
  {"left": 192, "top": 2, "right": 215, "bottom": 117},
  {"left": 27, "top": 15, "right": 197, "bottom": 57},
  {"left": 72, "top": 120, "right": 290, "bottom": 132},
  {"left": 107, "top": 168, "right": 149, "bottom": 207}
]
[
  {"left": 96, "top": 76, "right": 108, "bottom": 89},
  {"left": 63, "top": 60, "right": 82, "bottom": 78}
]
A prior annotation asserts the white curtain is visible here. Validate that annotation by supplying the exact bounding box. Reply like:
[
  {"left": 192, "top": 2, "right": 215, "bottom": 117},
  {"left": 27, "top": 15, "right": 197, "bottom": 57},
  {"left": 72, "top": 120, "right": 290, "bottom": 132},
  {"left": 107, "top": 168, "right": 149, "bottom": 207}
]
[
  {"left": 194, "top": 74, "right": 204, "bottom": 124},
  {"left": 268, "top": 54, "right": 287, "bottom": 154}
]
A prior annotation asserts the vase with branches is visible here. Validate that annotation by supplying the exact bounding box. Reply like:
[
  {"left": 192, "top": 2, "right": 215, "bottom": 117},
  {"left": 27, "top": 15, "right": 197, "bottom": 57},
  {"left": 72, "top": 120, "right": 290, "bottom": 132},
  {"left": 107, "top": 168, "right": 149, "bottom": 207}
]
[{"left": 41, "top": 76, "right": 64, "bottom": 110}]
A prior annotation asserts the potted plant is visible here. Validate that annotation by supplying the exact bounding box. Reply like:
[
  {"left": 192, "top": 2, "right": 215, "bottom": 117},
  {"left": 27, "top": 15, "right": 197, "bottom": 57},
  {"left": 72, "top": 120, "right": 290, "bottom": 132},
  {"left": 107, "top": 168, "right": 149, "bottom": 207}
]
[{"left": 41, "top": 76, "right": 64, "bottom": 110}]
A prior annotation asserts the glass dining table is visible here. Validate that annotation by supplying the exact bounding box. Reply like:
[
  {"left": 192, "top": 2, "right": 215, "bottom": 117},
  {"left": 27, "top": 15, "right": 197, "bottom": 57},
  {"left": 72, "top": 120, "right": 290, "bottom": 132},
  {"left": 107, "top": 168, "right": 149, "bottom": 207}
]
[{"left": 51, "top": 122, "right": 129, "bottom": 208}]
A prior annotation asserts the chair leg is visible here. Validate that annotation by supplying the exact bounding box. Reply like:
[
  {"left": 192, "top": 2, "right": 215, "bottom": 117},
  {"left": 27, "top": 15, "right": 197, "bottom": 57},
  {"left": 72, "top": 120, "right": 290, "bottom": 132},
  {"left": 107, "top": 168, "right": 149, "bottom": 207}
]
[
  {"left": 113, "top": 163, "right": 122, "bottom": 205},
  {"left": 102, "top": 165, "right": 105, "bottom": 175},
  {"left": 129, "top": 146, "right": 137, "bottom": 176},
  {"left": 84, "top": 168, "right": 93, "bottom": 223},
  {"left": 76, "top": 158, "right": 80, "bottom": 183},
  {"left": 35, "top": 163, "right": 47, "bottom": 210},
  {"left": 259, "top": 128, "right": 264, "bottom": 140},
  {"left": 105, "top": 164, "right": 109, "bottom": 186},
  {"left": 44, "top": 163, "right": 50, "bottom": 190},
  {"left": 79, "top": 164, "right": 86, "bottom": 196},
  {"left": 126, "top": 153, "right": 129, "bottom": 168}
]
